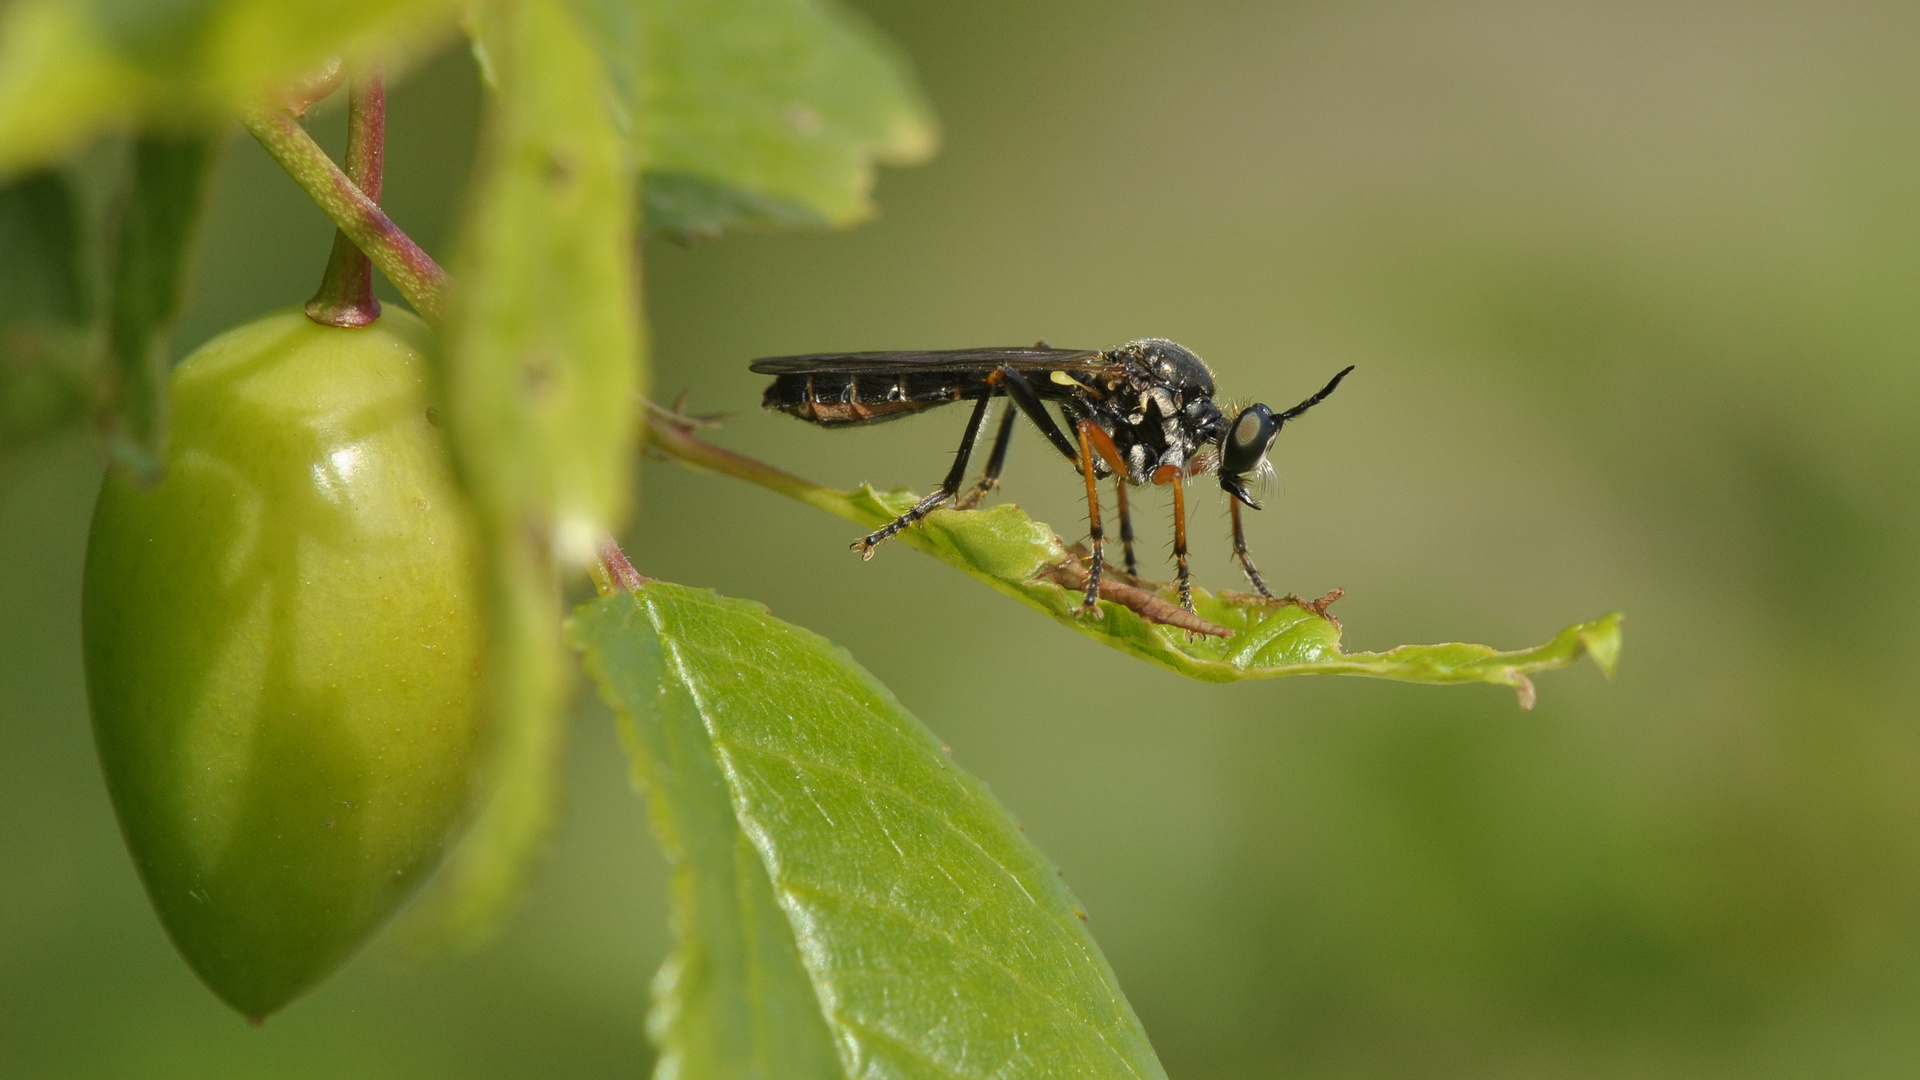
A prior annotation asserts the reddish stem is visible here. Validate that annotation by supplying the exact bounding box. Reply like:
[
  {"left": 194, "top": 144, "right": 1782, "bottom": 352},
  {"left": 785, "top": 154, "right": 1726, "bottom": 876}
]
[
  {"left": 243, "top": 99, "right": 449, "bottom": 327},
  {"left": 592, "top": 536, "right": 649, "bottom": 596},
  {"left": 305, "top": 70, "right": 386, "bottom": 327}
]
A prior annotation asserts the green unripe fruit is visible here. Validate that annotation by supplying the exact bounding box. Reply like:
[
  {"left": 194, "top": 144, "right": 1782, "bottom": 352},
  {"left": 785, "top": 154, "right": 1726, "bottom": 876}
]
[{"left": 83, "top": 308, "right": 486, "bottom": 1021}]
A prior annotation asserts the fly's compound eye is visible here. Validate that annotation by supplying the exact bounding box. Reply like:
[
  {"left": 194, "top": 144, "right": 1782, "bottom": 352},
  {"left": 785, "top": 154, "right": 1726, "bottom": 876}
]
[{"left": 1221, "top": 403, "right": 1279, "bottom": 476}]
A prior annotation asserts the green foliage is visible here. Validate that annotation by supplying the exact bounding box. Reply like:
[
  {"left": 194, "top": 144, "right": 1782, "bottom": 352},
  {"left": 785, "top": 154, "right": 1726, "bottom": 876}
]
[
  {"left": 101, "top": 135, "right": 215, "bottom": 479},
  {"left": 411, "top": 0, "right": 645, "bottom": 949},
  {"left": 0, "top": 169, "right": 87, "bottom": 325},
  {"left": 449, "top": 0, "right": 641, "bottom": 554},
  {"left": 0, "top": 0, "right": 1623, "bottom": 1059},
  {"left": 641, "top": 170, "right": 825, "bottom": 241},
  {"left": 573, "top": 581, "right": 1169, "bottom": 1080},
  {"left": 853, "top": 489, "right": 1620, "bottom": 702},
  {"left": 879, "top": 490, "right": 1620, "bottom": 691},
  {"left": 570, "top": 0, "right": 938, "bottom": 238},
  {"left": 648, "top": 422, "right": 1621, "bottom": 704},
  {"left": 0, "top": 137, "right": 216, "bottom": 471},
  {"left": 0, "top": 0, "right": 460, "bottom": 175},
  {"left": 0, "top": 168, "right": 93, "bottom": 449}
]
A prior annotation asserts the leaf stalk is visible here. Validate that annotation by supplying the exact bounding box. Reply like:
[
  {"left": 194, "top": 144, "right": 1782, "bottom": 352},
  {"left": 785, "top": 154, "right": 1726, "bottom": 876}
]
[
  {"left": 591, "top": 535, "right": 648, "bottom": 596},
  {"left": 642, "top": 402, "right": 855, "bottom": 522},
  {"left": 242, "top": 98, "right": 450, "bottom": 328}
]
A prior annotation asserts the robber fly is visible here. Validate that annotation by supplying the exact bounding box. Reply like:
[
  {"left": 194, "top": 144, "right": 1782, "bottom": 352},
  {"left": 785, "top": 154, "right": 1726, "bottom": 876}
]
[{"left": 751, "top": 338, "right": 1353, "bottom": 614}]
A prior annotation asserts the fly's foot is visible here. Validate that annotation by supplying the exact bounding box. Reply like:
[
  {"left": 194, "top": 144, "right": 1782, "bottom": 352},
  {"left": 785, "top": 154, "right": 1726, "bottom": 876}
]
[
  {"left": 851, "top": 526, "right": 901, "bottom": 560},
  {"left": 854, "top": 490, "right": 951, "bottom": 559},
  {"left": 851, "top": 523, "right": 906, "bottom": 560}
]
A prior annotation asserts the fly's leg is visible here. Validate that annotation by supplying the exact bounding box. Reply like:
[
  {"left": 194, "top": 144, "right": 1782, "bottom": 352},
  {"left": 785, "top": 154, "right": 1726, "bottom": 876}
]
[
  {"left": 1114, "top": 476, "right": 1138, "bottom": 578},
  {"left": 1171, "top": 472, "right": 1193, "bottom": 612},
  {"left": 853, "top": 393, "right": 991, "bottom": 559},
  {"left": 1074, "top": 421, "right": 1106, "bottom": 615},
  {"left": 1230, "top": 498, "right": 1273, "bottom": 597},
  {"left": 1000, "top": 366, "right": 1080, "bottom": 463},
  {"left": 956, "top": 403, "right": 1017, "bottom": 509},
  {"left": 1072, "top": 420, "right": 1130, "bottom": 615}
]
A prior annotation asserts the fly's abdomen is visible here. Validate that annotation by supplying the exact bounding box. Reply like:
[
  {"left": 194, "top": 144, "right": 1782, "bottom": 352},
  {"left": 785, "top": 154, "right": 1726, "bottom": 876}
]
[{"left": 762, "top": 370, "right": 987, "bottom": 426}]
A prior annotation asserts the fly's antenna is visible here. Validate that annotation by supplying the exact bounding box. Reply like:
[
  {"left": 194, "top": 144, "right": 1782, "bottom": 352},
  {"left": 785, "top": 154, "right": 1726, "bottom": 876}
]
[{"left": 1275, "top": 365, "right": 1355, "bottom": 425}]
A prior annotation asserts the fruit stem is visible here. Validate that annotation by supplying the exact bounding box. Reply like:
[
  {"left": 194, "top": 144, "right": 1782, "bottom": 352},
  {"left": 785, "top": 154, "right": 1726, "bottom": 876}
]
[
  {"left": 241, "top": 97, "right": 450, "bottom": 328},
  {"left": 304, "top": 68, "right": 385, "bottom": 328}
]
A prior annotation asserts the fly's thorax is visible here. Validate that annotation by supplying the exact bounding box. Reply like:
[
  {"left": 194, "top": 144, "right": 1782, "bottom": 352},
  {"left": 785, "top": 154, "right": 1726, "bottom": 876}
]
[
  {"left": 1114, "top": 338, "right": 1217, "bottom": 400},
  {"left": 1091, "top": 356, "right": 1232, "bottom": 485},
  {"left": 1161, "top": 393, "right": 1227, "bottom": 477},
  {"left": 1110, "top": 340, "right": 1224, "bottom": 446}
]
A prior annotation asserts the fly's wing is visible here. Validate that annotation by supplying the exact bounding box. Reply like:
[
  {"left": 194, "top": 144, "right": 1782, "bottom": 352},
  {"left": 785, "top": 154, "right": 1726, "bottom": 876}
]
[
  {"left": 749, "top": 346, "right": 1109, "bottom": 376},
  {"left": 753, "top": 347, "right": 1120, "bottom": 426}
]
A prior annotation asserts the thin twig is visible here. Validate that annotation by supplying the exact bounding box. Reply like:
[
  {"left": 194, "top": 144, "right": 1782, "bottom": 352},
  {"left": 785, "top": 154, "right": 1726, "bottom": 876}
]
[
  {"left": 643, "top": 402, "right": 867, "bottom": 524},
  {"left": 1040, "top": 561, "right": 1233, "bottom": 638},
  {"left": 242, "top": 100, "right": 451, "bottom": 328}
]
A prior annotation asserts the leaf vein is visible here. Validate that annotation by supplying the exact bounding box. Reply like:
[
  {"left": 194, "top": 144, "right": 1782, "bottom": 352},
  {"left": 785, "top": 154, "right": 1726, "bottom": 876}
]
[
  {"left": 780, "top": 878, "right": 1145, "bottom": 1080},
  {"left": 715, "top": 737, "right": 1042, "bottom": 911}
]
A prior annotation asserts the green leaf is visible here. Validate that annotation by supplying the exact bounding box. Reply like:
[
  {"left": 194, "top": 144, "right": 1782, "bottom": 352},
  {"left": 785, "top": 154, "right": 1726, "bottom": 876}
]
[
  {"left": 646, "top": 421, "right": 1621, "bottom": 706},
  {"left": 416, "top": 0, "right": 645, "bottom": 947},
  {"left": 449, "top": 0, "right": 641, "bottom": 558},
  {"left": 0, "top": 168, "right": 88, "bottom": 326},
  {"left": 0, "top": 168, "right": 95, "bottom": 449},
  {"left": 568, "top": 0, "right": 938, "bottom": 236},
  {"left": 0, "top": 0, "right": 461, "bottom": 176},
  {"left": 101, "top": 135, "right": 215, "bottom": 479},
  {"left": 571, "top": 581, "right": 1170, "bottom": 1080},
  {"left": 641, "top": 170, "right": 827, "bottom": 242}
]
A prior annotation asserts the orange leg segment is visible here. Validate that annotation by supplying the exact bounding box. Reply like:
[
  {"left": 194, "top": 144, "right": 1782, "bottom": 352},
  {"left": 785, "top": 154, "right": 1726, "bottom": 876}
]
[
  {"left": 1080, "top": 420, "right": 1128, "bottom": 475},
  {"left": 1074, "top": 420, "right": 1107, "bottom": 615}
]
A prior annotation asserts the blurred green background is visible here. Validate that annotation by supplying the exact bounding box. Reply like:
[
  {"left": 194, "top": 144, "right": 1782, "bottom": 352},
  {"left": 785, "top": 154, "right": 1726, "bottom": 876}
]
[{"left": 7, "top": 0, "right": 1920, "bottom": 1076}]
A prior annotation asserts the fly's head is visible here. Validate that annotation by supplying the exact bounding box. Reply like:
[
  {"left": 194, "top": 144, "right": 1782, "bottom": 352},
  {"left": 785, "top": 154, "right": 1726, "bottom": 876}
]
[
  {"left": 1218, "top": 403, "right": 1279, "bottom": 508},
  {"left": 1218, "top": 363, "right": 1357, "bottom": 508}
]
